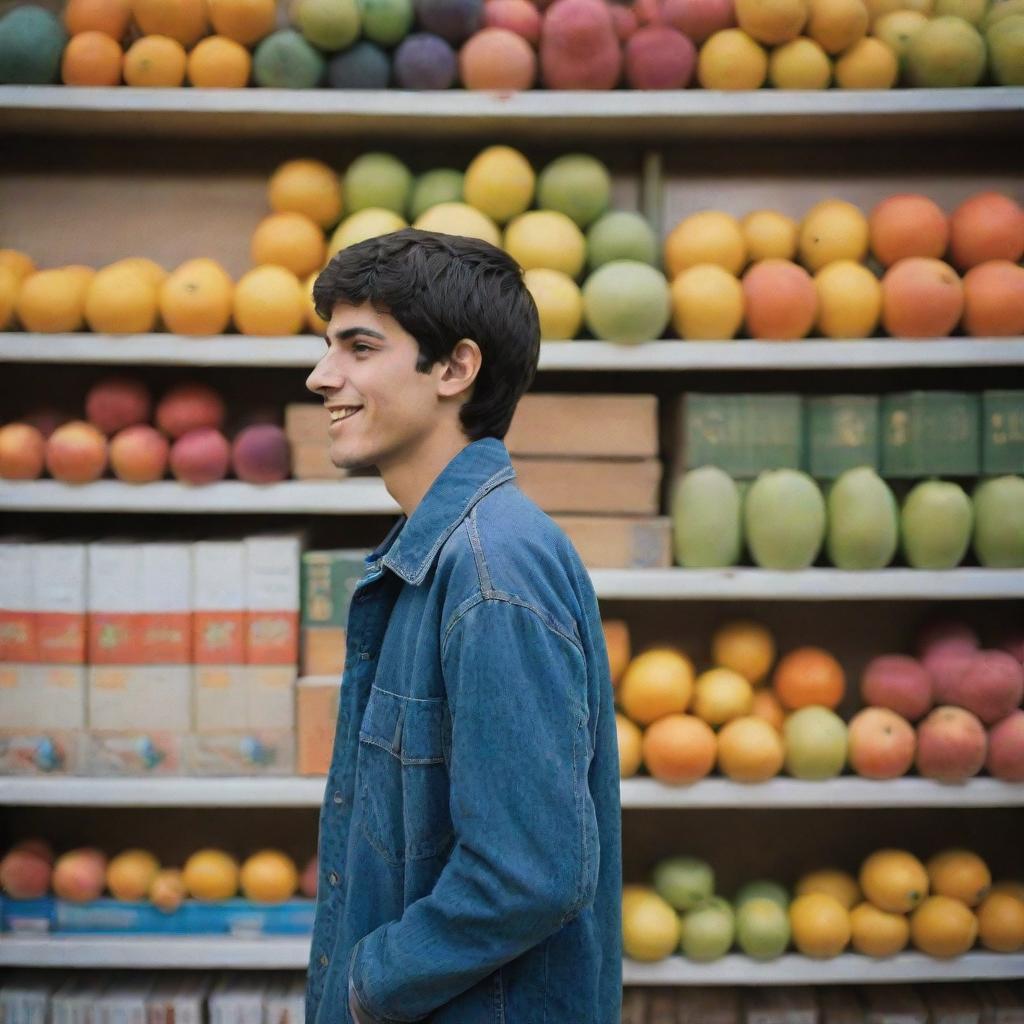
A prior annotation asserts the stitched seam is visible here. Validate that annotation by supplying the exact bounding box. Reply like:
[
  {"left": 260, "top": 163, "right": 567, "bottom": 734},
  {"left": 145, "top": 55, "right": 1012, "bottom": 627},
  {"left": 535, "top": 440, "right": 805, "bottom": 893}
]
[
  {"left": 467, "top": 506, "right": 493, "bottom": 593},
  {"left": 560, "top": 709, "right": 589, "bottom": 927},
  {"left": 394, "top": 465, "right": 516, "bottom": 585},
  {"left": 542, "top": 937, "right": 550, "bottom": 1024},
  {"left": 371, "top": 684, "right": 443, "bottom": 704}
]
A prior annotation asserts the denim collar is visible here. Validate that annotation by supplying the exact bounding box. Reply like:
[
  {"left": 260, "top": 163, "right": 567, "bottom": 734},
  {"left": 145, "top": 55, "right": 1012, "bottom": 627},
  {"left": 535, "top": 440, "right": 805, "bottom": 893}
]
[{"left": 368, "top": 437, "right": 517, "bottom": 586}]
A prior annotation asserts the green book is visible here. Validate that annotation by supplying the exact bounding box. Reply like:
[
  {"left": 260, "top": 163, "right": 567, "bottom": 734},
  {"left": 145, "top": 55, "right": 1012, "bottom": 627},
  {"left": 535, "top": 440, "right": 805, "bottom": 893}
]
[
  {"left": 982, "top": 390, "right": 1024, "bottom": 475},
  {"left": 806, "top": 395, "right": 880, "bottom": 479},
  {"left": 301, "top": 550, "right": 371, "bottom": 629},
  {"left": 881, "top": 391, "right": 980, "bottom": 478}
]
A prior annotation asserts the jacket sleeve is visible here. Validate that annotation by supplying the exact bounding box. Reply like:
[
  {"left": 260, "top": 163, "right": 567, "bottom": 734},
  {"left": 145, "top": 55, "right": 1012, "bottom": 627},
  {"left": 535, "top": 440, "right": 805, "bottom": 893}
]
[{"left": 348, "top": 596, "right": 599, "bottom": 1024}]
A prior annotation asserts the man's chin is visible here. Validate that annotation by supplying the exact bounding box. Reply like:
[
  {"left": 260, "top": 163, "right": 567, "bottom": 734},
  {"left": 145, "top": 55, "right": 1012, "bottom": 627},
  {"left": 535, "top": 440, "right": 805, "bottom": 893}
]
[{"left": 329, "top": 444, "right": 375, "bottom": 473}]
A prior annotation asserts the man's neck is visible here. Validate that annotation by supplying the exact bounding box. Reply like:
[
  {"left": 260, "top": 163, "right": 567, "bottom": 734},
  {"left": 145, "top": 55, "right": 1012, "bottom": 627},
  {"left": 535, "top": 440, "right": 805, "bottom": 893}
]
[{"left": 379, "top": 427, "right": 471, "bottom": 519}]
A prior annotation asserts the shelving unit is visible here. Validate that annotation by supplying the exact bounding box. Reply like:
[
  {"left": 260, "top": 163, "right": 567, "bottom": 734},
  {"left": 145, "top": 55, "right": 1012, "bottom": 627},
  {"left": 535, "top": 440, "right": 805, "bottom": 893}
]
[{"left": 2, "top": 80, "right": 1022, "bottom": 1004}]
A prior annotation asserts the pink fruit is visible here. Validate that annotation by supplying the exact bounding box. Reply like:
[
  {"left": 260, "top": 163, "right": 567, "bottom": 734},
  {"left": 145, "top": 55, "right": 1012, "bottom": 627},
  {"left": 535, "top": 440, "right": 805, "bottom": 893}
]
[
  {"left": 169, "top": 428, "right": 231, "bottom": 485},
  {"left": 917, "top": 618, "right": 980, "bottom": 659},
  {"left": 860, "top": 654, "right": 933, "bottom": 722},
  {"left": 540, "top": 0, "right": 622, "bottom": 89},
  {"left": 109, "top": 424, "right": 169, "bottom": 484},
  {"left": 300, "top": 854, "right": 318, "bottom": 899},
  {"left": 231, "top": 424, "right": 291, "bottom": 485},
  {"left": 23, "top": 407, "right": 72, "bottom": 439},
  {"left": 915, "top": 705, "right": 987, "bottom": 783},
  {"left": 12, "top": 838, "right": 54, "bottom": 863},
  {"left": 483, "top": 0, "right": 542, "bottom": 42},
  {"left": 924, "top": 647, "right": 978, "bottom": 706},
  {"left": 52, "top": 847, "right": 108, "bottom": 902},
  {"left": 610, "top": 2, "right": 639, "bottom": 39},
  {"left": 0, "top": 844, "right": 53, "bottom": 898},
  {"left": 624, "top": 24, "right": 696, "bottom": 87},
  {"left": 997, "top": 631, "right": 1024, "bottom": 665},
  {"left": 848, "top": 706, "right": 916, "bottom": 780},
  {"left": 661, "top": 0, "right": 736, "bottom": 42},
  {"left": 986, "top": 709, "right": 1024, "bottom": 782},
  {"left": 85, "top": 376, "right": 152, "bottom": 437},
  {"left": 150, "top": 868, "right": 186, "bottom": 913},
  {"left": 156, "top": 382, "right": 226, "bottom": 440},
  {"left": 946, "top": 650, "right": 1024, "bottom": 725}
]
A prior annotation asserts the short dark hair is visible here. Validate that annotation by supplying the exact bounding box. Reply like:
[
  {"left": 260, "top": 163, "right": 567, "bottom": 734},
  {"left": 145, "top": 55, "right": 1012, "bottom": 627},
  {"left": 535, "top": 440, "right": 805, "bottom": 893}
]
[{"left": 313, "top": 228, "right": 540, "bottom": 442}]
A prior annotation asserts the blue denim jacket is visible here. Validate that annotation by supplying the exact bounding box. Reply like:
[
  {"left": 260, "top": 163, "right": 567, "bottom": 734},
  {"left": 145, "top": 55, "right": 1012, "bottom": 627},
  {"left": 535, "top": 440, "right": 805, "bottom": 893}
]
[{"left": 306, "top": 436, "right": 622, "bottom": 1024}]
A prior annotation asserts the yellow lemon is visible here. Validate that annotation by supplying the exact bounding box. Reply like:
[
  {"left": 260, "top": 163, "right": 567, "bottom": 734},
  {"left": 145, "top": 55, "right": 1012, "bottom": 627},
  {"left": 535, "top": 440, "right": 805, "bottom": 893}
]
[
  {"left": 834, "top": 36, "right": 899, "bottom": 87},
  {"left": 670, "top": 264, "right": 744, "bottom": 340},
  {"left": 741, "top": 210, "right": 800, "bottom": 261},
  {"left": 523, "top": 268, "right": 583, "bottom": 340},
  {"left": 796, "top": 868, "right": 862, "bottom": 910},
  {"left": 849, "top": 901, "right": 911, "bottom": 957},
  {"left": 692, "top": 667, "right": 754, "bottom": 727},
  {"left": 769, "top": 36, "right": 833, "bottom": 88},
  {"left": 504, "top": 210, "right": 586, "bottom": 278},
  {"left": 697, "top": 28, "right": 770, "bottom": 88},
  {"left": 860, "top": 849, "right": 929, "bottom": 913},
  {"left": 814, "top": 259, "right": 882, "bottom": 337},
  {"left": 799, "top": 198, "right": 870, "bottom": 271},
  {"left": 328, "top": 208, "right": 407, "bottom": 256},
  {"left": 463, "top": 145, "right": 535, "bottom": 225},
  {"left": 665, "top": 211, "right": 747, "bottom": 278}
]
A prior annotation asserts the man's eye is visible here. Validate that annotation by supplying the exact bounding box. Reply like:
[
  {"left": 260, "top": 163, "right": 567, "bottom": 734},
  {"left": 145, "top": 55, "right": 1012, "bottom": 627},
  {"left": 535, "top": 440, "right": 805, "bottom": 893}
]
[{"left": 353, "top": 343, "right": 373, "bottom": 354}]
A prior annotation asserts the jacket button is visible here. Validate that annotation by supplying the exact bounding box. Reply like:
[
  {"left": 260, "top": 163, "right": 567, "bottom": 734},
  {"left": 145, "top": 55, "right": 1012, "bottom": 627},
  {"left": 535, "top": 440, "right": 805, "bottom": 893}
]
[
  {"left": 319, "top": 953, "right": 329, "bottom": 967},
  {"left": 329, "top": 871, "right": 340, "bottom": 886},
  {"left": 332, "top": 791, "right": 343, "bottom": 805}
]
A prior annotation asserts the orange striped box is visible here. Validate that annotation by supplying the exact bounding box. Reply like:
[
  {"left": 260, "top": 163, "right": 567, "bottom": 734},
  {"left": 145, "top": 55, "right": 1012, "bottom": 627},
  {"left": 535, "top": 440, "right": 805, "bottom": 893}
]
[
  {"left": 245, "top": 534, "right": 301, "bottom": 665},
  {"left": 192, "top": 541, "right": 246, "bottom": 665},
  {"left": 140, "top": 543, "right": 192, "bottom": 664},
  {"left": 88, "top": 542, "right": 143, "bottom": 665},
  {"left": 0, "top": 540, "right": 36, "bottom": 663},
  {"left": 32, "top": 542, "right": 87, "bottom": 664},
  {"left": 0, "top": 664, "right": 86, "bottom": 730},
  {"left": 88, "top": 665, "right": 192, "bottom": 732}
]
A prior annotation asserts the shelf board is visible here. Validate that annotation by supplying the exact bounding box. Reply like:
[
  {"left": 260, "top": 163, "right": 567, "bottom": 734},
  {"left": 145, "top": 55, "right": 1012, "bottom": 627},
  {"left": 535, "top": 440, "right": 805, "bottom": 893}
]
[
  {"left": 1, "top": 776, "right": 1019, "bottom": 809},
  {"left": 2, "top": 87, "right": 1022, "bottom": 140},
  {"left": 3, "top": 334, "right": 1024, "bottom": 370},
  {"left": 0, "top": 936, "right": 1016, "bottom": 981}
]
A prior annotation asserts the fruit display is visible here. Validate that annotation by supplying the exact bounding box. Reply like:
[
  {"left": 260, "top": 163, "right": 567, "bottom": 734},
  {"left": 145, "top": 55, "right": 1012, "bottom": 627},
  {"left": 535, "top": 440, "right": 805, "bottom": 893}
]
[
  {"left": 1, "top": 0, "right": 1022, "bottom": 88},
  {"left": 0, "top": 838, "right": 317, "bottom": 923},
  {"left": 608, "top": 616, "right": 1024, "bottom": 784},
  {"left": 622, "top": 847, "right": 1024, "bottom": 962},
  {"left": 0, "top": 377, "right": 293, "bottom": 485}
]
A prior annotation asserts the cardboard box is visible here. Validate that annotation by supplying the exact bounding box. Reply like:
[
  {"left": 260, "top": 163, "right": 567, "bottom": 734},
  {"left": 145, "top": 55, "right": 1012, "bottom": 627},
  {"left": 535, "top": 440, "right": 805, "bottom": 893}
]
[
  {"left": 0, "top": 539, "right": 35, "bottom": 663},
  {"left": 32, "top": 542, "right": 88, "bottom": 665},
  {"left": 88, "top": 665, "right": 192, "bottom": 732},
  {"left": 184, "top": 730, "right": 295, "bottom": 776},
  {"left": 0, "top": 729, "right": 83, "bottom": 774},
  {"left": 512, "top": 458, "right": 661, "bottom": 515},
  {"left": 297, "top": 674, "right": 342, "bottom": 775},
  {"left": 192, "top": 541, "right": 246, "bottom": 664},
  {"left": 140, "top": 543, "right": 192, "bottom": 664},
  {"left": 553, "top": 515, "right": 672, "bottom": 568},
  {"left": 302, "top": 627, "right": 347, "bottom": 677},
  {"left": 195, "top": 666, "right": 295, "bottom": 731},
  {"left": 0, "top": 663, "right": 86, "bottom": 730},
  {"left": 505, "top": 393, "right": 659, "bottom": 458},
  {"left": 246, "top": 666, "right": 296, "bottom": 730},
  {"left": 290, "top": 443, "right": 349, "bottom": 480},
  {"left": 88, "top": 541, "right": 143, "bottom": 665},
  {"left": 84, "top": 731, "right": 183, "bottom": 775},
  {"left": 285, "top": 403, "right": 330, "bottom": 445},
  {"left": 245, "top": 534, "right": 302, "bottom": 665}
]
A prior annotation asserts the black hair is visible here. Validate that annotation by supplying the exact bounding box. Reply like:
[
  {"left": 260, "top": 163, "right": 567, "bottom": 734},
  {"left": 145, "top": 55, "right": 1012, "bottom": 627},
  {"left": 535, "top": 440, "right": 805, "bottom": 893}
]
[{"left": 313, "top": 228, "right": 540, "bottom": 442}]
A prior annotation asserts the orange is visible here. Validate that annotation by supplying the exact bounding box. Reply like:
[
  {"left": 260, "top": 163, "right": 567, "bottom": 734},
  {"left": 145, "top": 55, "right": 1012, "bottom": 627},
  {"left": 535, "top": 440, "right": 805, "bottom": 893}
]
[
  {"left": 108, "top": 257, "right": 167, "bottom": 289},
  {"left": 207, "top": 0, "right": 276, "bottom": 44},
  {"left": 132, "top": 0, "right": 209, "bottom": 46},
  {"left": 123, "top": 35, "right": 188, "bottom": 87},
  {"left": 304, "top": 270, "right": 328, "bottom": 335},
  {"left": 618, "top": 647, "right": 694, "bottom": 726},
  {"left": 926, "top": 848, "right": 991, "bottom": 907},
  {"left": 664, "top": 211, "right": 747, "bottom": 278},
  {"left": 616, "top": 712, "right": 643, "bottom": 778},
  {"left": 962, "top": 260, "right": 1024, "bottom": 337},
  {"left": 741, "top": 209, "right": 799, "bottom": 262},
  {"left": 84, "top": 264, "right": 159, "bottom": 334},
  {"left": 159, "top": 258, "right": 234, "bottom": 336},
  {"left": 692, "top": 667, "right": 754, "bottom": 727},
  {"left": 63, "top": 0, "right": 131, "bottom": 39},
  {"left": 796, "top": 868, "right": 861, "bottom": 910},
  {"left": 182, "top": 849, "right": 239, "bottom": 901},
  {"left": 772, "top": 646, "right": 845, "bottom": 710},
  {"left": 641, "top": 713, "right": 716, "bottom": 784},
  {"left": 602, "top": 619, "right": 631, "bottom": 687},
  {"left": 849, "top": 901, "right": 910, "bottom": 957},
  {"left": 0, "top": 266, "right": 18, "bottom": 329},
  {"left": 833, "top": 35, "right": 898, "bottom": 87},
  {"left": 975, "top": 891, "right": 1024, "bottom": 953},
  {"left": 233, "top": 265, "right": 305, "bottom": 336},
  {"left": 63, "top": 264, "right": 97, "bottom": 298},
  {"left": 250, "top": 212, "right": 327, "bottom": 279},
  {"left": 715, "top": 715, "right": 784, "bottom": 782},
  {"left": 269, "top": 159, "right": 344, "bottom": 230},
  {"left": 868, "top": 193, "right": 949, "bottom": 267},
  {"left": 711, "top": 620, "right": 776, "bottom": 685},
  {"left": 239, "top": 850, "right": 298, "bottom": 903},
  {"left": 909, "top": 895, "right": 978, "bottom": 958},
  {"left": 0, "top": 250, "right": 37, "bottom": 284},
  {"left": 15, "top": 269, "right": 87, "bottom": 333},
  {"left": 949, "top": 191, "right": 1024, "bottom": 271},
  {"left": 789, "top": 892, "right": 851, "bottom": 958},
  {"left": 991, "top": 880, "right": 1024, "bottom": 902},
  {"left": 859, "top": 849, "right": 929, "bottom": 913},
  {"left": 187, "top": 35, "right": 251, "bottom": 87},
  {"left": 751, "top": 689, "right": 785, "bottom": 732},
  {"left": 61, "top": 31, "right": 123, "bottom": 85}
]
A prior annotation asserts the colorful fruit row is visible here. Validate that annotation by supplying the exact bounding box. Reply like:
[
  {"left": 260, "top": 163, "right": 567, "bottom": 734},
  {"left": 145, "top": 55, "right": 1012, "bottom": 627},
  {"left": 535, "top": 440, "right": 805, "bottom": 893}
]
[
  {"left": 623, "top": 848, "right": 1024, "bottom": 962},
  {"left": 606, "top": 617, "right": 1024, "bottom": 784},
  {"left": 0, "top": 840, "right": 318, "bottom": 907},
  {"left": 2, "top": 0, "right": 1021, "bottom": 89},
  {"left": 672, "top": 466, "right": 1024, "bottom": 569},
  {"left": 0, "top": 379, "right": 292, "bottom": 485}
]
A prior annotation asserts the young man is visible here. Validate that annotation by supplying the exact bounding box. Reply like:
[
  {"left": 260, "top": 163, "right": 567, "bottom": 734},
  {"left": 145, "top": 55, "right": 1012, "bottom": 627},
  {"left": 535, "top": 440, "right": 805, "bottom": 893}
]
[{"left": 304, "top": 228, "right": 622, "bottom": 1024}]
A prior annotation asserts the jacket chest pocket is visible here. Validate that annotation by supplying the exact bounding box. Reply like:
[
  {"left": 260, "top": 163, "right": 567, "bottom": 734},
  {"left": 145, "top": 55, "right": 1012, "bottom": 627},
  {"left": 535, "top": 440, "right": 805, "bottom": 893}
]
[{"left": 357, "top": 685, "right": 454, "bottom": 865}]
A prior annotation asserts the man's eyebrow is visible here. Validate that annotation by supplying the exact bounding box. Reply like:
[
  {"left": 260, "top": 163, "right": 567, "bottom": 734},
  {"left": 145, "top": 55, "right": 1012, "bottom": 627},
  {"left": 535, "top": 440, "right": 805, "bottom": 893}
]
[{"left": 326, "top": 327, "right": 387, "bottom": 342}]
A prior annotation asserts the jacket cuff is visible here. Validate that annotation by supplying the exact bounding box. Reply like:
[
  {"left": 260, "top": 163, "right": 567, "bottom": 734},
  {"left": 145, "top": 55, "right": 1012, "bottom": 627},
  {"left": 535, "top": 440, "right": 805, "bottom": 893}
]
[{"left": 348, "top": 977, "right": 380, "bottom": 1024}]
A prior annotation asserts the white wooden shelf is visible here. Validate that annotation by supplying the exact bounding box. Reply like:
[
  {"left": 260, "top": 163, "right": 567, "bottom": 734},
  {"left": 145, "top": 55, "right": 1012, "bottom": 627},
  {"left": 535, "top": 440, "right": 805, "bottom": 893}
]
[
  {"left": 2, "top": 87, "right": 1022, "bottom": 140},
  {"left": 0, "top": 936, "right": 1017, "bottom": 981},
  {"left": 1, "top": 776, "right": 1019, "bottom": 809},
  {"left": 2, "top": 334, "right": 1023, "bottom": 370}
]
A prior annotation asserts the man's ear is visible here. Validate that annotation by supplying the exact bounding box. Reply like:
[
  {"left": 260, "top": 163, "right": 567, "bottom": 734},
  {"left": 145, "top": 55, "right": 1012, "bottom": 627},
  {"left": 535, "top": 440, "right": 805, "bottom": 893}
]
[{"left": 438, "top": 338, "right": 482, "bottom": 400}]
